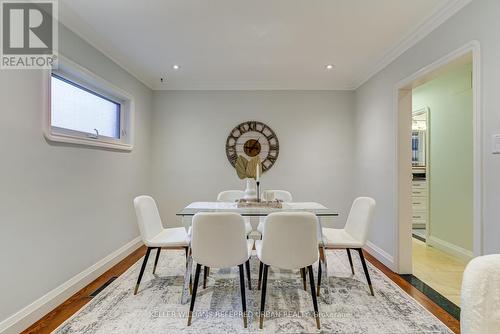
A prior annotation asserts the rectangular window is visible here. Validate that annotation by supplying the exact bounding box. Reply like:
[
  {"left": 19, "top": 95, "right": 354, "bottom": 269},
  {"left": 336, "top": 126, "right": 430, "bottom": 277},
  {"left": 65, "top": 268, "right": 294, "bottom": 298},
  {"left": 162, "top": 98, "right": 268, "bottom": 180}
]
[
  {"left": 45, "top": 56, "right": 134, "bottom": 150},
  {"left": 51, "top": 74, "right": 121, "bottom": 139}
]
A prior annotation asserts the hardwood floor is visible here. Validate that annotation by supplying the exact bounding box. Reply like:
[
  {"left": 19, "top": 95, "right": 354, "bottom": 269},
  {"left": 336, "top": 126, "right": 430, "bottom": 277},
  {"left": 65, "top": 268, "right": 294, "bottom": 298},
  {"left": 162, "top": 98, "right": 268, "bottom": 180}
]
[
  {"left": 364, "top": 252, "right": 460, "bottom": 334},
  {"left": 22, "top": 246, "right": 459, "bottom": 334},
  {"left": 21, "top": 246, "right": 148, "bottom": 334},
  {"left": 412, "top": 238, "right": 468, "bottom": 306}
]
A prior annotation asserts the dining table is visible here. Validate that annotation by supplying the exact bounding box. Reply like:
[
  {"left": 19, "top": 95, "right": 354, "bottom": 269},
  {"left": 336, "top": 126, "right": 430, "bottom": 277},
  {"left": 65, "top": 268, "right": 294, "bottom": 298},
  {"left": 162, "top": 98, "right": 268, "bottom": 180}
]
[{"left": 177, "top": 201, "right": 339, "bottom": 304}]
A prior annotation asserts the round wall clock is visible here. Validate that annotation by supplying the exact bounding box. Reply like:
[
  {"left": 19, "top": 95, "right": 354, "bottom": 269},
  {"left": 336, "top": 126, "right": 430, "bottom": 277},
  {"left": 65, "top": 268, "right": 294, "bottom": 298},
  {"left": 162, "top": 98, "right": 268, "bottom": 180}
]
[{"left": 226, "top": 121, "right": 279, "bottom": 172}]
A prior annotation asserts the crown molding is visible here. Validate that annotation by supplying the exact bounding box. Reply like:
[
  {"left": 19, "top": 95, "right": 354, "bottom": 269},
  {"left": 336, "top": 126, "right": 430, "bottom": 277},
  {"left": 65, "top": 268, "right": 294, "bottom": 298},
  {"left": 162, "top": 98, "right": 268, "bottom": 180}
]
[
  {"left": 353, "top": 0, "right": 473, "bottom": 89},
  {"left": 59, "top": 0, "right": 472, "bottom": 92},
  {"left": 58, "top": 3, "right": 154, "bottom": 90},
  {"left": 63, "top": 25, "right": 154, "bottom": 90}
]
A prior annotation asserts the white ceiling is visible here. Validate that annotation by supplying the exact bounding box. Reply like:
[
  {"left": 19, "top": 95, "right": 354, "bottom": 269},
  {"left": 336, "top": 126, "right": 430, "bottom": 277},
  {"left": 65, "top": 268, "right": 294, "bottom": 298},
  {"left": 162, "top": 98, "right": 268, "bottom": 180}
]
[{"left": 59, "top": 0, "right": 460, "bottom": 90}]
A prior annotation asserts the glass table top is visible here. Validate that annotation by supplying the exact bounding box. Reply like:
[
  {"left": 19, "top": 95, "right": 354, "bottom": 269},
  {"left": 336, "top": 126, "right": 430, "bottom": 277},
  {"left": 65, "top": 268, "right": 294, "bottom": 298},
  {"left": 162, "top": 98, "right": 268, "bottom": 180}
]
[{"left": 177, "top": 202, "right": 339, "bottom": 217}]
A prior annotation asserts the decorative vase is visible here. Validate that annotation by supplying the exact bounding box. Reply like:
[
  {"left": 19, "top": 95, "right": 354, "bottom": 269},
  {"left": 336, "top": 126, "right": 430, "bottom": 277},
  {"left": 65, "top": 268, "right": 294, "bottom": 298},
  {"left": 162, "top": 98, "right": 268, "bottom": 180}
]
[{"left": 243, "top": 178, "right": 257, "bottom": 201}]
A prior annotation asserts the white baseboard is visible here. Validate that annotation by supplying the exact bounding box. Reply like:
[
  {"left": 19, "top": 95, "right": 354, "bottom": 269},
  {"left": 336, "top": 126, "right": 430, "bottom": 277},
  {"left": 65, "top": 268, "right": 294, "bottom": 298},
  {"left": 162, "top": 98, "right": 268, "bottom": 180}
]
[
  {"left": 427, "top": 235, "right": 473, "bottom": 261},
  {"left": 0, "top": 237, "right": 142, "bottom": 334},
  {"left": 364, "top": 241, "right": 396, "bottom": 271}
]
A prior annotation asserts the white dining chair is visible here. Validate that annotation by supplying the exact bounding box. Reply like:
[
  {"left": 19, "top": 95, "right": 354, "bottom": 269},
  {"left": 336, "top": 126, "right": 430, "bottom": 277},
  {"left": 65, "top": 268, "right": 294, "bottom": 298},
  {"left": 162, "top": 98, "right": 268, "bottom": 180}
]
[
  {"left": 188, "top": 212, "right": 254, "bottom": 328},
  {"left": 255, "top": 212, "right": 320, "bottom": 330},
  {"left": 318, "top": 197, "right": 376, "bottom": 296},
  {"left": 133, "top": 195, "right": 189, "bottom": 295},
  {"left": 217, "top": 190, "right": 253, "bottom": 235},
  {"left": 461, "top": 254, "right": 500, "bottom": 334},
  {"left": 257, "top": 190, "right": 293, "bottom": 234},
  {"left": 185, "top": 190, "right": 253, "bottom": 288},
  {"left": 216, "top": 190, "right": 245, "bottom": 202}
]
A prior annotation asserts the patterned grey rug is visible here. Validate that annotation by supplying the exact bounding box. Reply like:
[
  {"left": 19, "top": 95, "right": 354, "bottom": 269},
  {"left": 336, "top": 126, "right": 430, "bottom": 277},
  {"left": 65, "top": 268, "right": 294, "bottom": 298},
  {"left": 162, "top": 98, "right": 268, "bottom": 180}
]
[{"left": 54, "top": 250, "right": 453, "bottom": 334}]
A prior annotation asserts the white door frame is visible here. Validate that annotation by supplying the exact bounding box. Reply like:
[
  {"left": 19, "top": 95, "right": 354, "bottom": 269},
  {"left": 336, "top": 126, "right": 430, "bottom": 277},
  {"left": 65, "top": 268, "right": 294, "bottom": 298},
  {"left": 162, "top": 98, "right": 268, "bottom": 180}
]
[{"left": 393, "top": 40, "right": 482, "bottom": 273}]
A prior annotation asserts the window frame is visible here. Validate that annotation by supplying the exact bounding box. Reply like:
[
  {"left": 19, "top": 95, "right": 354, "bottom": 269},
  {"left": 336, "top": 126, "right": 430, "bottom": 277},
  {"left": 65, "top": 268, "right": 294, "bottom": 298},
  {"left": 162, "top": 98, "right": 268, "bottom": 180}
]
[{"left": 44, "top": 55, "right": 134, "bottom": 151}]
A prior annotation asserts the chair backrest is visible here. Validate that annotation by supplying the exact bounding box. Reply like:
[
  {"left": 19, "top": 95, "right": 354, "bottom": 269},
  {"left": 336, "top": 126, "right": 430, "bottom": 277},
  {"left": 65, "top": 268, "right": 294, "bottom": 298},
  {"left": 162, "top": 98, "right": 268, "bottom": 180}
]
[
  {"left": 344, "top": 197, "right": 376, "bottom": 245},
  {"left": 262, "top": 190, "right": 293, "bottom": 202},
  {"left": 217, "top": 190, "right": 245, "bottom": 202},
  {"left": 133, "top": 195, "right": 164, "bottom": 244},
  {"left": 260, "top": 212, "right": 318, "bottom": 270},
  {"left": 191, "top": 212, "right": 248, "bottom": 268},
  {"left": 461, "top": 254, "right": 500, "bottom": 334}
]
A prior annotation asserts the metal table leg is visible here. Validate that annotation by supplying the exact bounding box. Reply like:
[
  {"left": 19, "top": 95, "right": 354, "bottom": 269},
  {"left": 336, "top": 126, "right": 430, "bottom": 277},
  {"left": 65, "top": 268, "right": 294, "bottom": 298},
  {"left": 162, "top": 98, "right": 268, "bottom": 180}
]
[
  {"left": 317, "top": 217, "right": 328, "bottom": 293},
  {"left": 180, "top": 214, "right": 193, "bottom": 305},
  {"left": 318, "top": 217, "right": 333, "bottom": 304},
  {"left": 181, "top": 245, "right": 193, "bottom": 304}
]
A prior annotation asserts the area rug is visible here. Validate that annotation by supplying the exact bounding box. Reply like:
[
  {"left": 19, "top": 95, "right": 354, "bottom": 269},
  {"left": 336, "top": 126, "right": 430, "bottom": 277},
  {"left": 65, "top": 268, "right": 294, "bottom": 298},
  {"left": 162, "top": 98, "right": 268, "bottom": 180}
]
[{"left": 54, "top": 250, "right": 453, "bottom": 333}]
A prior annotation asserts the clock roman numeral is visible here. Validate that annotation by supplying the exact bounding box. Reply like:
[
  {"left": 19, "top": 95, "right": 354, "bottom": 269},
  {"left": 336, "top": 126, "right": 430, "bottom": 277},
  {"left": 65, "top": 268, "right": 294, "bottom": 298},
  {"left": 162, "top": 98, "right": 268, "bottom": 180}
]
[
  {"left": 266, "top": 156, "right": 277, "bottom": 163},
  {"left": 239, "top": 124, "right": 248, "bottom": 134},
  {"left": 269, "top": 144, "right": 279, "bottom": 151},
  {"left": 266, "top": 134, "right": 276, "bottom": 141},
  {"left": 228, "top": 153, "right": 237, "bottom": 164}
]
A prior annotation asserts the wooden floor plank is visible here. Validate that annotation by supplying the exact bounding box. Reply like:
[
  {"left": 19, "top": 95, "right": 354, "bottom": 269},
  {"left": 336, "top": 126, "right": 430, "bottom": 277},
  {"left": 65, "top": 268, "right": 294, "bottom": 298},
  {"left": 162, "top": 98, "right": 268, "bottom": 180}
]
[
  {"left": 21, "top": 246, "right": 459, "bottom": 334},
  {"left": 364, "top": 251, "right": 460, "bottom": 334},
  {"left": 21, "top": 246, "right": 147, "bottom": 334}
]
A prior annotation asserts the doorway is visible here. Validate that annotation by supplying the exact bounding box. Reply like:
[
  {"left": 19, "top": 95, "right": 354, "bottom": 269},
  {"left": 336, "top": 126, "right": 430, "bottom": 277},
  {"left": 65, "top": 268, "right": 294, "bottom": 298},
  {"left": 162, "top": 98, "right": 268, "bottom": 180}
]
[{"left": 394, "top": 42, "right": 482, "bottom": 314}]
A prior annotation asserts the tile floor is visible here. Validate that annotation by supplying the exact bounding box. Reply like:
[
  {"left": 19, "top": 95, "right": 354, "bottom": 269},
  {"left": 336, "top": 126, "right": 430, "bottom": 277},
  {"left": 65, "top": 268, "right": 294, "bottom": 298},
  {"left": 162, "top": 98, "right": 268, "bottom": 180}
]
[{"left": 412, "top": 238, "right": 469, "bottom": 306}]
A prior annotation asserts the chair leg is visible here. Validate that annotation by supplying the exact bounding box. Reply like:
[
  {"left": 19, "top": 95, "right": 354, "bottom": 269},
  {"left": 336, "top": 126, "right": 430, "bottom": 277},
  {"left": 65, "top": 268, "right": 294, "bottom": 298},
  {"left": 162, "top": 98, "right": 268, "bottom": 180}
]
[
  {"left": 238, "top": 264, "right": 248, "bottom": 328},
  {"left": 300, "top": 267, "right": 307, "bottom": 291},
  {"left": 357, "top": 248, "right": 374, "bottom": 296},
  {"left": 245, "top": 259, "right": 252, "bottom": 290},
  {"left": 134, "top": 247, "right": 152, "bottom": 295},
  {"left": 184, "top": 247, "right": 192, "bottom": 295},
  {"left": 203, "top": 266, "right": 209, "bottom": 289},
  {"left": 346, "top": 248, "right": 355, "bottom": 275},
  {"left": 319, "top": 246, "right": 327, "bottom": 273},
  {"left": 317, "top": 259, "right": 322, "bottom": 296},
  {"left": 257, "top": 261, "right": 263, "bottom": 290},
  {"left": 308, "top": 265, "right": 321, "bottom": 329},
  {"left": 152, "top": 248, "right": 161, "bottom": 274},
  {"left": 187, "top": 263, "right": 202, "bottom": 326},
  {"left": 259, "top": 264, "right": 269, "bottom": 329}
]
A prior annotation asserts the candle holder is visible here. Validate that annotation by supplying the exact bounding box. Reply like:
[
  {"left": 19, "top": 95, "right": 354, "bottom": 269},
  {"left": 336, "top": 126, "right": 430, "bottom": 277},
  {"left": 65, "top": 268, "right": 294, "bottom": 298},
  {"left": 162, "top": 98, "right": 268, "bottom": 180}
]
[{"left": 256, "top": 181, "right": 260, "bottom": 202}]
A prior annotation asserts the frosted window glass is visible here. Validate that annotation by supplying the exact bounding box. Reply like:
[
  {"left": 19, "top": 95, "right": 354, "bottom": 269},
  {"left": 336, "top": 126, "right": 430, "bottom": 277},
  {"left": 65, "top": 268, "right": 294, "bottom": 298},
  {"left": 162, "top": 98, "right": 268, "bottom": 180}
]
[{"left": 51, "top": 75, "right": 121, "bottom": 139}]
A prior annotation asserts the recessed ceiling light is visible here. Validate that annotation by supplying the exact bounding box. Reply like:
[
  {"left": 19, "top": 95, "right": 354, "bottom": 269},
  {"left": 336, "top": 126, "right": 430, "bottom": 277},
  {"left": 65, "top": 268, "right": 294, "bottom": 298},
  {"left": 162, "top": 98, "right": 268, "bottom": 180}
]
[
  {"left": 325, "top": 64, "right": 335, "bottom": 70},
  {"left": 172, "top": 65, "right": 180, "bottom": 70}
]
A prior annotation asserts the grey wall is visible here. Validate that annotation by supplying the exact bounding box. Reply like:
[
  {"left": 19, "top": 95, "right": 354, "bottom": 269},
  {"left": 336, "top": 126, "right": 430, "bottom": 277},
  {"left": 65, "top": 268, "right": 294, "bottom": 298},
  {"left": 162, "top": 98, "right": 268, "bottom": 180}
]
[
  {"left": 354, "top": 0, "right": 500, "bottom": 261},
  {"left": 0, "top": 25, "right": 152, "bottom": 321},
  {"left": 150, "top": 90, "right": 356, "bottom": 229},
  {"left": 3, "top": 0, "right": 500, "bottom": 325}
]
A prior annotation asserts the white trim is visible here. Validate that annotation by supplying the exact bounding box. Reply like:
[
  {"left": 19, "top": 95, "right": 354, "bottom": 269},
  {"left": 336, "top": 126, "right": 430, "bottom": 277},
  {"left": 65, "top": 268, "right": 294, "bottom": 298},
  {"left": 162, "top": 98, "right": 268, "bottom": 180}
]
[
  {"left": 354, "top": 0, "right": 473, "bottom": 89},
  {"left": 0, "top": 237, "right": 142, "bottom": 334},
  {"left": 43, "top": 54, "right": 135, "bottom": 151},
  {"left": 427, "top": 236, "right": 474, "bottom": 261},
  {"left": 373, "top": 262, "right": 458, "bottom": 332},
  {"left": 58, "top": 0, "right": 471, "bottom": 91},
  {"left": 364, "top": 241, "right": 395, "bottom": 271},
  {"left": 58, "top": 13, "right": 153, "bottom": 90},
  {"left": 471, "top": 45, "right": 483, "bottom": 258},
  {"left": 393, "top": 40, "right": 482, "bottom": 273}
]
